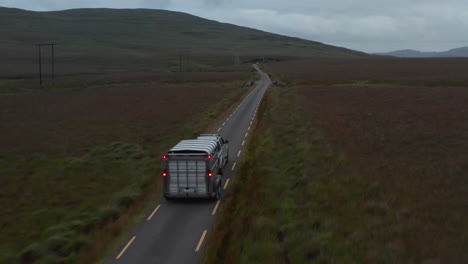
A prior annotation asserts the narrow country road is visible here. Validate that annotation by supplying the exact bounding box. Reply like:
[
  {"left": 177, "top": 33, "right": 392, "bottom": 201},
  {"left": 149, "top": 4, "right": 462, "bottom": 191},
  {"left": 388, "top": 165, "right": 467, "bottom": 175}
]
[{"left": 105, "top": 65, "right": 271, "bottom": 264}]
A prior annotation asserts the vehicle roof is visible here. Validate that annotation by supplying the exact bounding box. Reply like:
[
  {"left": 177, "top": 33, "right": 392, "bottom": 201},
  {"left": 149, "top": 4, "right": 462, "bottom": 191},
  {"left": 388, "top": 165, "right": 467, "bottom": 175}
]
[
  {"left": 168, "top": 138, "right": 218, "bottom": 154},
  {"left": 197, "top": 134, "right": 221, "bottom": 139},
  {"left": 197, "top": 135, "right": 219, "bottom": 141}
]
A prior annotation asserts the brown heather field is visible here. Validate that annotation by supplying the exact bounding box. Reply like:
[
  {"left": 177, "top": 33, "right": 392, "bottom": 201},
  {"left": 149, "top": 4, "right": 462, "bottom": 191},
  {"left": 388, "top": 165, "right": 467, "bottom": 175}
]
[
  {"left": 0, "top": 70, "right": 250, "bottom": 155},
  {"left": 204, "top": 59, "right": 468, "bottom": 264},
  {"left": 295, "top": 84, "right": 468, "bottom": 263},
  {"left": 0, "top": 69, "right": 252, "bottom": 263},
  {"left": 278, "top": 58, "right": 468, "bottom": 263},
  {"left": 268, "top": 57, "right": 468, "bottom": 87}
]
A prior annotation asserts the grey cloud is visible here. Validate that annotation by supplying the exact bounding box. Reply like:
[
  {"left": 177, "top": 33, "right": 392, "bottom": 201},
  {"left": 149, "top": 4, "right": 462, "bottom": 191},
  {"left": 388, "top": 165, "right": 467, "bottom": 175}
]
[
  {"left": 202, "top": 0, "right": 225, "bottom": 7},
  {"left": 2, "top": 0, "right": 468, "bottom": 52}
]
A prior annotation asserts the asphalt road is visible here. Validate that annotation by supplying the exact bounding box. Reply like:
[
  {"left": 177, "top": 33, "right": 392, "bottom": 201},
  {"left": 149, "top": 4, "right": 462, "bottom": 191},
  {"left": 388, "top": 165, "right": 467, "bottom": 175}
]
[{"left": 105, "top": 65, "right": 270, "bottom": 264}]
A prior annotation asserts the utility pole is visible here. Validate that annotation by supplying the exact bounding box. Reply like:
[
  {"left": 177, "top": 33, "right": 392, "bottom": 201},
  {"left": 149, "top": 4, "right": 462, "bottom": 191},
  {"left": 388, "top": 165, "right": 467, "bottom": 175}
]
[
  {"left": 234, "top": 55, "right": 240, "bottom": 66},
  {"left": 51, "top": 44, "right": 55, "bottom": 80},
  {"left": 38, "top": 45, "right": 42, "bottom": 86},
  {"left": 179, "top": 54, "right": 182, "bottom": 72},
  {"left": 34, "top": 43, "right": 56, "bottom": 86}
]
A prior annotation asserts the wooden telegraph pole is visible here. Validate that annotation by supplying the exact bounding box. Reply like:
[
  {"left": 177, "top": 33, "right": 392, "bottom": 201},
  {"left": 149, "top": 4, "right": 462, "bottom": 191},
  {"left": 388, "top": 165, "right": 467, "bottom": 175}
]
[
  {"left": 34, "top": 43, "right": 56, "bottom": 86},
  {"left": 51, "top": 44, "right": 55, "bottom": 80}
]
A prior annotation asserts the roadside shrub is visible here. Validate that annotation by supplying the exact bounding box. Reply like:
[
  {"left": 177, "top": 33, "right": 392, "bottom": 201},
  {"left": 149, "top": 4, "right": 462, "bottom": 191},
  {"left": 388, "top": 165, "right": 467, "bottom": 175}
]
[
  {"left": 115, "top": 187, "right": 141, "bottom": 208},
  {"left": 43, "top": 224, "right": 69, "bottom": 238},
  {"left": 46, "top": 233, "right": 74, "bottom": 257},
  {"left": 97, "top": 204, "right": 121, "bottom": 223},
  {"left": 68, "top": 220, "right": 86, "bottom": 232},
  {"left": 20, "top": 243, "right": 45, "bottom": 264}
]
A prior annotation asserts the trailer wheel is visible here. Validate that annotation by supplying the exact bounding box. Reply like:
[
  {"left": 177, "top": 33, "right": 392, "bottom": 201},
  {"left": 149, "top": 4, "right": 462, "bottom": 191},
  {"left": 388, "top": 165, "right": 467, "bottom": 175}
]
[
  {"left": 164, "top": 195, "right": 175, "bottom": 201},
  {"left": 213, "top": 183, "right": 221, "bottom": 200}
]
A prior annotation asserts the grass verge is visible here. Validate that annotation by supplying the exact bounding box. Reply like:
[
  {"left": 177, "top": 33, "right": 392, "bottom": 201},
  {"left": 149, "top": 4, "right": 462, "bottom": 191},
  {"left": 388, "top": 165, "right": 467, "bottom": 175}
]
[{"left": 202, "top": 83, "right": 348, "bottom": 263}]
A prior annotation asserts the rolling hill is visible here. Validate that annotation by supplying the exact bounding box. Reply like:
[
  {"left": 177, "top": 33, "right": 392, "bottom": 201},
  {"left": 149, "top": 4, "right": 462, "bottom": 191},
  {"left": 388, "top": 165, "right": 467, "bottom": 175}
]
[
  {"left": 0, "top": 7, "right": 367, "bottom": 77},
  {"left": 375, "top": 47, "right": 468, "bottom": 58}
]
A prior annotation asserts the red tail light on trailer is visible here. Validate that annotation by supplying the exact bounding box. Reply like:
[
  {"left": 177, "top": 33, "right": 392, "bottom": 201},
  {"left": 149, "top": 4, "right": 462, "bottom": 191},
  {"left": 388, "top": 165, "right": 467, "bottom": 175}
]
[
  {"left": 162, "top": 155, "right": 168, "bottom": 160},
  {"left": 162, "top": 171, "right": 168, "bottom": 177},
  {"left": 207, "top": 155, "right": 212, "bottom": 159},
  {"left": 208, "top": 171, "right": 213, "bottom": 177}
]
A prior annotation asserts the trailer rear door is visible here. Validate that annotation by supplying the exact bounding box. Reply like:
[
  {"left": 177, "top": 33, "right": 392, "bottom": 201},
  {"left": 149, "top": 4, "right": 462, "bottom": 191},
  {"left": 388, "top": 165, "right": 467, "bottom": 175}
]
[{"left": 167, "top": 158, "right": 207, "bottom": 194}]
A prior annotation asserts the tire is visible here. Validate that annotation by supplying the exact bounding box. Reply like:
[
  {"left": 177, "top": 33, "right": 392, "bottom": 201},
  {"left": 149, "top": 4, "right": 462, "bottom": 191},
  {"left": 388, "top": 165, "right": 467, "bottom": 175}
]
[{"left": 213, "top": 183, "right": 221, "bottom": 200}]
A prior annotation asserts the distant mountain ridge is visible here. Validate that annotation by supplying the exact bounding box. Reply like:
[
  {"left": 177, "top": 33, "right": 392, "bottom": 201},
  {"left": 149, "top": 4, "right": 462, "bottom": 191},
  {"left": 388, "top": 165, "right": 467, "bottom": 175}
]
[{"left": 375, "top": 47, "right": 468, "bottom": 58}]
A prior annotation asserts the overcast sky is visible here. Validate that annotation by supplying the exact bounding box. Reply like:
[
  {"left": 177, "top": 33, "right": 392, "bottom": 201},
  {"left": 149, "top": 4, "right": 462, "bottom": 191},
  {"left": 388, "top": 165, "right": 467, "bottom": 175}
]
[{"left": 2, "top": 0, "right": 468, "bottom": 52}]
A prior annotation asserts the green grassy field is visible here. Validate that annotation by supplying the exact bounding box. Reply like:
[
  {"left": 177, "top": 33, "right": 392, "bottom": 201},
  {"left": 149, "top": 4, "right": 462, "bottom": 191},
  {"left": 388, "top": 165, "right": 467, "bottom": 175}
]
[
  {"left": 0, "top": 67, "right": 256, "bottom": 264},
  {"left": 203, "top": 59, "right": 468, "bottom": 263}
]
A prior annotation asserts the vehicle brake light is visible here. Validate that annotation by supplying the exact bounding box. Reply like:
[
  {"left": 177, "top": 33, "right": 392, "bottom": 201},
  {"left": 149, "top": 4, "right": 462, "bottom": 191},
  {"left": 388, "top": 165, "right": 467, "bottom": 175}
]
[
  {"left": 208, "top": 171, "right": 213, "bottom": 177},
  {"left": 162, "top": 155, "right": 168, "bottom": 160},
  {"left": 162, "top": 171, "right": 168, "bottom": 177},
  {"left": 207, "top": 155, "right": 212, "bottom": 159}
]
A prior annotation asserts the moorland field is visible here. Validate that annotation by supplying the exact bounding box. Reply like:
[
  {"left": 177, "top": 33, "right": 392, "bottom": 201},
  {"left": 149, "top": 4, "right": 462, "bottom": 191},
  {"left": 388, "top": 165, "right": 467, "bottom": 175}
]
[
  {"left": 204, "top": 58, "right": 468, "bottom": 264},
  {"left": 0, "top": 67, "right": 255, "bottom": 263}
]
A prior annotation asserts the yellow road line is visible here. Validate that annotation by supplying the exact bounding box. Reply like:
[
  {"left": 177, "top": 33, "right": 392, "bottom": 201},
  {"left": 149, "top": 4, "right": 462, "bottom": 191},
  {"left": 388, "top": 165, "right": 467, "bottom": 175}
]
[
  {"left": 217, "top": 127, "right": 221, "bottom": 132},
  {"left": 147, "top": 205, "right": 161, "bottom": 221},
  {"left": 237, "top": 150, "right": 242, "bottom": 157},
  {"left": 248, "top": 126, "right": 250, "bottom": 131},
  {"left": 222, "top": 122, "right": 226, "bottom": 126},
  {"left": 250, "top": 121, "right": 252, "bottom": 125},
  {"left": 116, "top": 236, "right": 136, "bottom": 259},
  {"left": 223, "top": 178, "right": 230, "bottom": 190},
  {"left": 195, "top": 230, "right": 208, "bottom": 252},
  {"left": 245, "top": 132, "right": 248, "bottom": 138},
  {"left": 231, "top": 162, "right": 237, "bottom": 171},
  {"left": 212, "top": 200, "right": 221, "bottom": 215}
]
